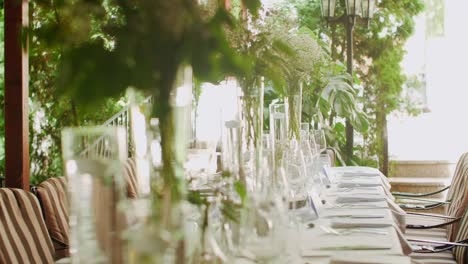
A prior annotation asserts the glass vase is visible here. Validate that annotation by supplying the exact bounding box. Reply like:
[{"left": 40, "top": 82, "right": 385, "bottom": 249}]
[
  {"left": 238, "top": 192, "right": 287, "bottom": 263},
  {"left": 287, "top": 81, "right": 303, "bottom": 140},
  {"left": 128, "top": 65, "right": 192, "bottom": 264},
  {"left": 61, "top": 126, "right": 127, "bottom": 264},
  {"left": 238, "top": 79, "right": 264, "bottom": 191},
  {"left": 186, "top": 202, "right": 229, "bottom": 264},
  {"left": 269, "top": 103, "right": 289, "bottom": 190},
  {"left": 218, "top": 118, "right": 248, "bottom": 257}
]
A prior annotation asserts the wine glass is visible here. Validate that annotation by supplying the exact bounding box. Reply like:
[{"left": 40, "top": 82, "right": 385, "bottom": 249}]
[
  {"left": 311, "top": 129, "right": 327, "bottom": 153},
  {"left": 282, "top": 140, "right": 307, "bottom": 199}
]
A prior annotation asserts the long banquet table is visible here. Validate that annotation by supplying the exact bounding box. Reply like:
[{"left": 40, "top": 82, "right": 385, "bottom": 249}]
[{"left": 235, "top": 166, "right": 412, "bottom": 264}]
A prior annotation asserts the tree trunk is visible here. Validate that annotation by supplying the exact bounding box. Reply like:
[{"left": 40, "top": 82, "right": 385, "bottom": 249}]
[{"left": 376, "top": 107, "right": 389, "bottom": 176}]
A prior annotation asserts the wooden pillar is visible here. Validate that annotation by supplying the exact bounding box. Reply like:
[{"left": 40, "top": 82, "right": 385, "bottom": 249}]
[{"left": 4, "top": 0, "right": 29, "bottom": 190}]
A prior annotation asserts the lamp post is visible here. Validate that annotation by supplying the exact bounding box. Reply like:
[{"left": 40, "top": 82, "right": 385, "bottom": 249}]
[{"left": 321, "top": 0, "right": 375, "bottom": 163}]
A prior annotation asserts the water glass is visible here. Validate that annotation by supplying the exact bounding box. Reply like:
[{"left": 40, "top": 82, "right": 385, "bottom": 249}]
[{"left": 239, "top": 193, "right": 286, "bottom": 263}]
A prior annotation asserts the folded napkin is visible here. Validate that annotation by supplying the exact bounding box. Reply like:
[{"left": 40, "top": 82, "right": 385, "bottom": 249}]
[
  {"left": 392, "top": 223, "right": 413, "bottom": 255},
  {"left": 335, "top": 196, "right": 387, "bottom": 203},
  {"left": 326, "top": 186, "right": 385, "bottom": 196},
  {"left": 342, "top": 172, "right": 380, "bottom": 177},
  {"left": 302, "top": 241, "right": 393, "bottom": 256},
  {"left": 330, "top": 255, "right": 412, "bottom": 264},
  {"left": 324, "top": 200, "right": 389, "bottom": 209},
  {"left": 386, "top": 197, "right": 407, "bottom": 232},
  {"left": 331, "top": 222, "right": 392, "bottom": 228},
  {"left": 323, "top": 213, "right": 386, "bottom": 219},
  {"left": 338, "top": 182, "right": 382, "bottom": 188}
]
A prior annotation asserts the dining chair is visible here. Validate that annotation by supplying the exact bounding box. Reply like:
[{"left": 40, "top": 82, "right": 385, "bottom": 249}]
[
  {"left": 35, "top": 177, "right": 70, "bottom": 260},
  {"left": 0, "top": 188, "right": 55, "bottom": 263},
  {"left": 453, "top": 212, "right": 468, "bottom": 264},
  {"left": 404, "top": 167, "right": 467, "bottom": 263},
  {"left": 34, "top": 158, "right": 134, "bottom": 262},
  {"left": 123, "top": 157, "right": 139, "bottom": 199},
  {"left": 402, "top": 157, "right": 467, "bottom": 259},
  {"left": 325, "top": 147, "right": 336, "bottom": 166},
  {"left": 403, "top": 153, "right": 468, "bottom": 242},
  {"left": 396, "top": 152, "right": 468, "bottom": 211},
  {"left": 409, "top": 209, "right": 468, "bottom": 264}
]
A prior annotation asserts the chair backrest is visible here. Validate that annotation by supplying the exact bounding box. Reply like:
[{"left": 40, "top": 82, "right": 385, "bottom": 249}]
[
  {"left": 325, "top": 148, "right": 336, "bottom": 167},
  {"left": 0, "top": 188, "right": 55, "bottom": 263},
  {"left": 123, "top": 157, "right": 138, "bottom": 199},
  {"left": 447, "top": 152, "right": 468, "bottom": 206},
  {"left": 453, "top": 210, "right": 468, "bottom": 264},
  {"left": 446, "top": 153, "right": 468, "bottom": 240},
  {"left": 36, "top": 177, "right": 70, "bottom": 259}
]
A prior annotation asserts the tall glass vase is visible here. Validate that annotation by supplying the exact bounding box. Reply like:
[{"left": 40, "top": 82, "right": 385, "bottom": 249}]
[
  {"left": 287, "top": 81, "right": 303, "bottom": 140},
  {"left": 268, "top": 103, "right": 289, "bottom": 192},
  {"left": 61, "top": 126, "right": 127, "bottom": 264},
  {"left": 238, "top": 79, "right": 264, "bottom": 190},
  {"left": 128, "top": 65, "right": 192, "bottom": 264},
  {"left": 224, "top": 119, "right": 244, "bottom": 184}
]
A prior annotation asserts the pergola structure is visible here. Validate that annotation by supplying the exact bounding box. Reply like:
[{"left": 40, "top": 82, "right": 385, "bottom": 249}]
[{"left": 4, "top": 0, "right": 29, "bottom": 190}]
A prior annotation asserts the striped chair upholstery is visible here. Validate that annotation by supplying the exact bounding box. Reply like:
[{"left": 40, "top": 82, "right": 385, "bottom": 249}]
[
  {"left": 410, "top": 210, "right": 468, "bottom": 264},
  {"left": 123, "top": 158, "right": 138, "bottom": 199},
  {"left": 453, "top": 210, "right": 468, "bottom": 264},
  {"left": 0, "top": 188, "right": 55, "bottom": 263},
  {"left": 406, "top": 152, "right": 468, "bottom": 241},
  {"left": 446, "top": 153, "right": 468, "bottom": 240},
  {"left": 408, "top": 153, "right": 468, "bottom": 264},
  {"left": 36, "top": 177, "right": 70, "bottom": 259}
]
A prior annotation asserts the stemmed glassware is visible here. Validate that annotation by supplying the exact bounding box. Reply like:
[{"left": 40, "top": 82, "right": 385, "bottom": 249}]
[
  {"left": 311, "top": 129, "right": 327, "bottom": 153},
  {"left": 283, "top": 139, "right": 308, "bottom": 202}
]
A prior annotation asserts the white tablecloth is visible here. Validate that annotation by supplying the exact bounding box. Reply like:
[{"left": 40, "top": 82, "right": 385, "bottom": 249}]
[{"left": 235, "top": 166, "right": 411, "bottom": 264}]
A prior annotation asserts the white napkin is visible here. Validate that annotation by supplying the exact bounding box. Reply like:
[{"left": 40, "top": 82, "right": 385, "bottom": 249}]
[
  {"left": 341, "top": 172, "right": 381, "bottom": 177},
  {"left": 302, "top": 240, "right": 393, "bottom": 256},
  {"left": 330, "top": 255, "right": 412, "bottom": 264},
  {"left": 331, "top": 222, "right": 393, "bottom": 228},
  {"left": 324, "top": 200, "right": 389, "bottom": 209},
  {"left": 335, "top": 196, "right": 387, "bottom": 203},
  {"left": 323, "top": 213, "right": 386, "bottom": 219}
]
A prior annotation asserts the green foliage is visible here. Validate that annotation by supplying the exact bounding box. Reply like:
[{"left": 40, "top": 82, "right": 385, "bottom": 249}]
[
  {"left": 35, "top": 0, "right": 262, "bottom": 210},
  {"left": 25, "top": 2, "right": 125, "bottom": 184},
  {"left": 355, "top": 0, "right": 424, "bottom": 168},
  {"left": 425, "top": 0, "right": 444, "bottom": 37},
  {"left": 295, "top": 0, "right": 424, "bottom": 167},
  {"left": 226, "top": 15, "right": 290, "bottom": 96},
  {"left": 0, "top": 4, "right": 124, "bottom": 183},
  {"left": 301, "top": 58, "right": 366, "bottom": 165},
  {"left": 234, "top": 180, "right": 247, "bottom": 205}
]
